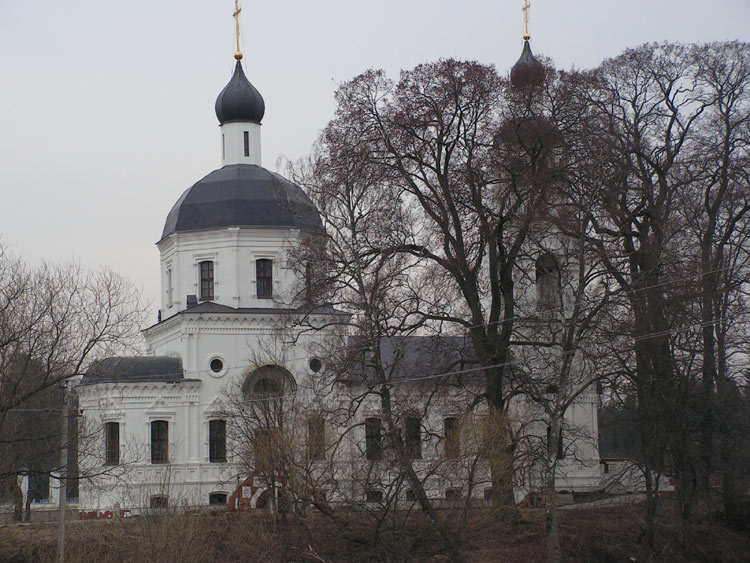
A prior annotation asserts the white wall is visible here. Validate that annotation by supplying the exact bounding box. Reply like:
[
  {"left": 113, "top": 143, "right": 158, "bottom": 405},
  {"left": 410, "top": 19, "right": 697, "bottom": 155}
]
[{"left": 158, "top": 227, "right": 304, "bottom": 319}]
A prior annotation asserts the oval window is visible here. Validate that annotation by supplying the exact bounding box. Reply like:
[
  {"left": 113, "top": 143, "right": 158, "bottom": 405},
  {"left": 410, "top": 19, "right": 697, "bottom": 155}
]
[{"left": 210, "top": 358, "right": 224, "bottom": 373}]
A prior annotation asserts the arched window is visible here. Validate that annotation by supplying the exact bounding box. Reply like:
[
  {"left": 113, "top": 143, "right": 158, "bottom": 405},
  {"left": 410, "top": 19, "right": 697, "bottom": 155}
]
[
  {"left": 535, "top": 253, "right": 560, "bottom": 310},
  {"left": 242, "top": 365, "right": 295, "bottom": 398},
  {"left": 243, "top": 365, "right": 296, "bottom": 430}
]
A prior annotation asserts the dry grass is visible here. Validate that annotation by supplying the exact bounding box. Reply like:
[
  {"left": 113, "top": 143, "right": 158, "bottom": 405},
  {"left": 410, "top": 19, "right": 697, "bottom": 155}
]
[{"left": 1, "top": 501, "right": 749, "bottom": 562}]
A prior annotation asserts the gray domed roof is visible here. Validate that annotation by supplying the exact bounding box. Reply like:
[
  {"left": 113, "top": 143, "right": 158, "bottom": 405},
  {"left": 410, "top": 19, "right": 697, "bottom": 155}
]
[
  {"left": 510, "top": 40, "right": 545, "bottom": 88},
  {"left": 161, "top": 164, "right": 323, "bottom": 239},
  {"left": 215, "top": 61, "right": 265, "bottom": 124}
]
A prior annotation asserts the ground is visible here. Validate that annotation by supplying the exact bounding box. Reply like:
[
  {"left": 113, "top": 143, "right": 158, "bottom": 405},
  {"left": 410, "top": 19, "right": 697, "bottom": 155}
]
[{"left": 1, "top": 498, "right": 749, "bottom": 562}]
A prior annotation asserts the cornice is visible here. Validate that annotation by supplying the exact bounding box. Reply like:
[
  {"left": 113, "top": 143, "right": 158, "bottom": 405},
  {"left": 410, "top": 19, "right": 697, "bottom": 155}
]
[
  {"left": 77, "top": 379, "right": 201, "bottom": 400},
  {"left": 142, "top": 314, "right": 181, "bottom": 338}
]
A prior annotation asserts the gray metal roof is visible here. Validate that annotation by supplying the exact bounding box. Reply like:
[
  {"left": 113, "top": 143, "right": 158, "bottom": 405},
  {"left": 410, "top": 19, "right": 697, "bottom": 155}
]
[
  {"left": 142, "top": 301, "right": 349, "bottom": 333},
  {"left": 344, "top": 336, "right": 478, "bottom": 383},
  {"left": 161, "top": 164, "right": 324, "bottom": 239},
  {"left": 80, "top": 357, "right": 184, "bottom": 386},
  {"left": 215, "top": 60, "right": 265, "bottom": 124},
  {"left": 175, "top": 301, "right": 347, "bottom": 315}
]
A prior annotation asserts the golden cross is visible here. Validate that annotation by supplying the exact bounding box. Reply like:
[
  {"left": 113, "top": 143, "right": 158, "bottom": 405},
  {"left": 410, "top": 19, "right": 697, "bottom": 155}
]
[
  {"left": 522, "top": 0, "right": 531, "bottom": 40},
  {"left": 233, "top": 0, "right": 243, "bottom": 60}
]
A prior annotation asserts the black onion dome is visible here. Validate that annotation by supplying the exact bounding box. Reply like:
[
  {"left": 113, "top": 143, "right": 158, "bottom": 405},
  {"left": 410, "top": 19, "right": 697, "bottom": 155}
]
[
  {"left": 510, "top": 40, "right": 545, "bottom": 88},
  {"left": 215, "top": 61, "right": 265, "bottom": 124},
  {"left": 161, "top": 164, "right": 324, "bottom": 239}
]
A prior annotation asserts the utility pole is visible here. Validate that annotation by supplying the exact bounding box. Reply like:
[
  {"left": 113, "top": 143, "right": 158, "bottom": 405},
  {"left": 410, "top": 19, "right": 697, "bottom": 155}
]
[{"left": 56, "top": 381, "right": 68, "bottom": 563}]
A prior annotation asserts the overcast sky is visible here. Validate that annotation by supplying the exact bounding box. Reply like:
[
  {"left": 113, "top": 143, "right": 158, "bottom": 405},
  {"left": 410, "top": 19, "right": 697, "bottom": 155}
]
[{"left": 1, "top": 0, "right": 749, "bottom": 318}]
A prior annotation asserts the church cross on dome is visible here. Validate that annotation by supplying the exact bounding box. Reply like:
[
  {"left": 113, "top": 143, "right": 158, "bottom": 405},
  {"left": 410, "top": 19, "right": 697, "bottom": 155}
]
[
  {"left": 522, "top": 0, "right": 531, "bottom": 41},
  {"left": 233, "top": 0, "right": 243, "bottom": 61}
]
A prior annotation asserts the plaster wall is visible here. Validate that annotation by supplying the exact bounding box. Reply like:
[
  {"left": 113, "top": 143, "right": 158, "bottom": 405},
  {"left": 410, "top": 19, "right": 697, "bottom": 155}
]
[
  {"left": 220, "top": 121, "right": 261, "bottom": 166},
  {"left": 157, "top": 227, "right": 302, "bottom": 319}
]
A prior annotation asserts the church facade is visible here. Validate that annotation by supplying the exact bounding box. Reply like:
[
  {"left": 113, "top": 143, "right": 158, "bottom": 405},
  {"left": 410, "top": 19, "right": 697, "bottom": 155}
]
[{"left": 76, "top": 45, "right": 601, "bottom": 513}]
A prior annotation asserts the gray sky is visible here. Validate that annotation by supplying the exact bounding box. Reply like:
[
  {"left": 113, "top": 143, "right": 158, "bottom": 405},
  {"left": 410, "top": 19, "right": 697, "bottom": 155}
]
[{"left": 2, "top": 0, "right": 749, "bottom": 318}]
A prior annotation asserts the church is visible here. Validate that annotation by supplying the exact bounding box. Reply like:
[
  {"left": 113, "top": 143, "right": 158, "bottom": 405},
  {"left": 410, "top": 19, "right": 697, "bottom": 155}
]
[{"left": 75, "top": 20, "right": 601, "bottom": 513}]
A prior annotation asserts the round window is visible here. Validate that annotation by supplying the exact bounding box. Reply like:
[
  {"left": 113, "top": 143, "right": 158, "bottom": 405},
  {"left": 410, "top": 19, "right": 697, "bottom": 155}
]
[
  {"left": 309, "top": 358, "right": 322, "bottom": 373},
  {"left": 210, "top": 358, "right": 224, "bottom": 373}
]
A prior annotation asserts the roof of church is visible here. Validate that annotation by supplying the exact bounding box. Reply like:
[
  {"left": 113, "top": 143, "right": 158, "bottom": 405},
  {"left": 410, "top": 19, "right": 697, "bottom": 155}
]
[
  {"left": 176, "top": 301, "right": 348, "bottom": 315},
  {"left": 160, "top": 164, "right": 324, "bottom": 239},
  {"left": 173, "top": 301, "right": 349, "bottom": 320},
  {"left": 510, "top": 40, "right": 545, "bottom": 88},
  {"left": 343, "top": 336, "right": 480, "bottom": 384},
  {"left": 215, "top": 60, "right": 265, "bottom": 124},
  {"left": 143, "top": 301, "right": 349, "bottom": 333},
  {"left": 79, "top": 356, "right": 185, "bottom": 386}
]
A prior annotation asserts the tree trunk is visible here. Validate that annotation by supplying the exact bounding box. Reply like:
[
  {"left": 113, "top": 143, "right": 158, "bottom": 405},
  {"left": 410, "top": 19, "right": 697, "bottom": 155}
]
[
  {"left": 544, "top": 417, "right": 562, "bottom": 563},
  {"left": 485, "top": 359, "right": 517, "bottom": 510}
]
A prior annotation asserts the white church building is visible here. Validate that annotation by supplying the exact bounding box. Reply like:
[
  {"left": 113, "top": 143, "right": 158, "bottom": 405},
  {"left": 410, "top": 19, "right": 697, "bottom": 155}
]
[{"left": 76, "top": 40, "right": 601, "bottom": 514}]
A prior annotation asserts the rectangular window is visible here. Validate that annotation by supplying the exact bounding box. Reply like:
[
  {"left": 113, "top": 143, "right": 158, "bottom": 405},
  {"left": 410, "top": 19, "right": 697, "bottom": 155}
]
[
  {"left": 305, "top": 262, "right": 313, "bottom": 304},
  {"left": 151, "top": 420, "right": 168, "bottom": 464},
  {"left": 256, "top": 259, "right": 272, "bottom": 299},
  {"left": 150, "top": 495, "right": 168, "bottom": 509},
  {"left": 547, "top": 425, "right": 564, "bottom": 459},
  {"left": 405, "top": 417, "right": 422, "bottom": 459},
  {"left": 105, "top": 422, "right": 119, "bottom": 465},
  {"left": 200, "top": 260, "right": 214, "bottom": 300},
  {"left": 28, "top": 474, "right": 50, "bottom": 503},
  {"left": 222, "top": 133, "right": 225, "bottom": 159},
  {"left": 166, "top": 268, "right": 173, "bottom": 306},
  {"left": 243, "top": 131, "right": 250, "bottom": 157},
  {"left": 209, "top": 419, "right": 227, "bottom": 463},
  {"left": 444, "top": 417, "right": 460, "bottom": 459},
  {"left": 446, "top": 488, "right": 462, "bottom": 500},
  {"left": 365, "top": 417, "right": 382, "bottom": 460},
  {"left": 308, "top": 415, "right": 326, "bottom": 461},
  {"left": 254, "top": 427, "right": 280, "bottom": 474},
  {"left": 365, "top": 489, "right": 383, "bottom": 503},
  {"left": 209, "top": 492, "right": 227, "bottom": 506}
]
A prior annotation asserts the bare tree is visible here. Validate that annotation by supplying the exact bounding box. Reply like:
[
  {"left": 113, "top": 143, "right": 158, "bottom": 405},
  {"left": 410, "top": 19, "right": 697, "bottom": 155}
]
[
  {"left": 679, "top": 41, "right": 750, "bottom": 520},
  {"left": 509, "top": 176, "right": 613, "bottom": 562},
  {"left": 284, "top": 121, "right": 470, "bottom": 558},
  {"left": 293, "top": 57, "right": 597, "bottom": 512},
  {"left": 580, "top": 41, "right": 750, "bottom": 548},
  {"left": 0, "top": 244, "right": 147, "bottom": 517}
]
